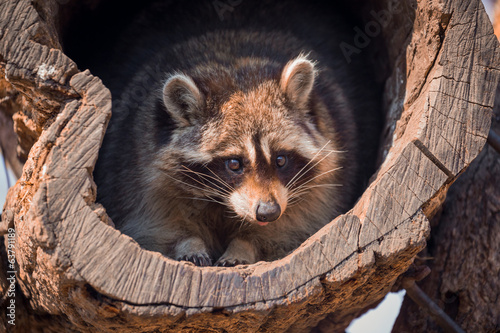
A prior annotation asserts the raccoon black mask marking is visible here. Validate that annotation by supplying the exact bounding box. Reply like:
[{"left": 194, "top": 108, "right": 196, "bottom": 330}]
[{"left": 95, "top": 28, "right": 369, "bottom": 266}]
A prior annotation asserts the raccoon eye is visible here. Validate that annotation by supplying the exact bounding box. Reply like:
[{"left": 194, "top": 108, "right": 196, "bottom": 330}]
[
  {"left": 226, "top": 159, "right": 242, "bottom": 172},
  {"left": 276, "top": 155, "right": 287, "bottom": 168}
]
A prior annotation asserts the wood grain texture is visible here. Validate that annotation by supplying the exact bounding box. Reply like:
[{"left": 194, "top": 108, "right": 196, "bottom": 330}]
[
  {"left": 393, "top": 67, "right": 500, "bottom": 333},
  {"left": 0, "top": 0, "right": 498, "bottom": 332}
]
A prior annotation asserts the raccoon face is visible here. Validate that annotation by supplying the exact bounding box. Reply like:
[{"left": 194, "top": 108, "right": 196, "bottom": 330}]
[
  {"left": 218, "top": 146, "right": 311, "bottom": 225},
  {"left": 162, "top": 55, "right": 340, "bottom": 225}
]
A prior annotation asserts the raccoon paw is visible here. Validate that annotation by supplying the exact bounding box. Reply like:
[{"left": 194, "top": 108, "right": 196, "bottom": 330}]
[
  {"left": 215, "top": 258, "right": 250, "bottom": 267},
  {"left": 174, "top": 237, "right": 212, "bottom": 266},
  {"left": 215, "top": 238, "right": 257, "bottom": 267},
  {"left": 178, "top": 253, "right": 213, "bottom": 267}
]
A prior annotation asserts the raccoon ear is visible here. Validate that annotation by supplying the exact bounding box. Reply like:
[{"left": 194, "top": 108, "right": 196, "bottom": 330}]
[
  {"left": 162, "top": 74, "right": 203, "bottom": 127},
  {"left": 280, "top": 57, "right": 316, "bottom": 108}
]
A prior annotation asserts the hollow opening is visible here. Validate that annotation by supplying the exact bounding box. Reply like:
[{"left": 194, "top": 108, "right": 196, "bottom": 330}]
[{"left": 57, "top": 0, "right": 408, "bottom": 266}]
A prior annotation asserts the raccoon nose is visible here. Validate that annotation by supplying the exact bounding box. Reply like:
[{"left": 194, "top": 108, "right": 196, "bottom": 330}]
[{"left": 256, "top": 201, "right": 281, "bottom": 222}]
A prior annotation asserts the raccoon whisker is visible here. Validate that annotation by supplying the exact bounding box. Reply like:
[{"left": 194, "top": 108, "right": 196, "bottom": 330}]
[
  {"left": 285, "top": 140, "right": 331, "bottom": 189},
  {"left": 204, "top": 166, "right": 235, "bottom": 191},
  {"left": 288, "top": 186, "right": 312, "bottom": 202},
  {"left": 179, "top": 169, "right": 232, "bottom": 198},
  {"left": 160, "top": 169, "right": 228, "bottom": 199},
  {"left": 238, "top": 218, "right": 245, "bottom": 231},
  {"left": 178, "top": 196, "right": 228, "bottom": 206},
  {"left": 234, "top": 217, "right": 247, "bottom": 230},
  {"left": 300, "top": 166, "right": 342, "bottom": 186},
  {"left": 291, "top": 183, "right": 342, "bottom": 193},
  {"left": 239, "top": 214, "right": 251, "bottom": 230},
  {"left": 226, "top": 212, "right": 240, "bottom": 219},
  {"left": 181, "top": 165, "right": 232, "bottom": 191},
  {"left": 288, "top": 167, "right": 342, "bottom": 197},
  {"left": 233, "top": 209, "right": 250, "bottom": 231},
  {"left": 321, "top": 149, "right": 347, "bottom": 154},
  {"left": 205, "top": 195, "right": 232, "bottom": 208},
  {"left": 305, "top": 183, "right": 342, "bottom": 188},
  {"left": 180, "top": 175, "right": 232, "bottom": 199},
  {"left": 180, "top": 166, "right": 233, "bottom": 196},
  {"left": 286, "top": 142, "right": 341, "bottom": 191},
  {"left": 288, "top": 188, "right": 310, "bottom": 201},
  {"left": 287, "top": 196, "right": 307, "bottom": 208},
  {"left": 289, "top": 184, "right": 342, "bottom": 198},
  {"left": 287, "top": 149, "right": 337, "bottom": 190},
  {"left": 160, "top": 170, "right": 214, "bottom": 193}
]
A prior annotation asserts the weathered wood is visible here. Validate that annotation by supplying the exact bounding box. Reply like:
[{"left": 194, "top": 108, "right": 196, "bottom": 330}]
[
  {"left": 392, "top": 72, "right": 500, "bottom": 333},
  {"left": 0, "top": 0, "right": 498, "bottom": 332},
  {"left": 393, "top": 1, "right": 500, "bottom": 331}
]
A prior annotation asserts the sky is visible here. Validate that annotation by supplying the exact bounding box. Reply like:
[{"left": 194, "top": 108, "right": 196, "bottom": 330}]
[
  {"left": 0, "top": 152, "right": 16, "bottom": 214},
  {"left": 347, "top": 290, "right": 406, "bottom": 333},
  {"left": 484, "top": 0, "right": 495, "bottom": 22}
]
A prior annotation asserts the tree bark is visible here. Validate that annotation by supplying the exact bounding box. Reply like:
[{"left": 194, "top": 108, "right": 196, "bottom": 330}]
[
  {"left": 393, "top": 2, "right": 500, "bottom": 331},
  {"left": 393, "top": 80, "right": 500, "bottom": 333}
]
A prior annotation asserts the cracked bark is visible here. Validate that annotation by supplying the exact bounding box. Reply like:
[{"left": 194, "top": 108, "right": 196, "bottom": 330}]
[
  {"left": 393, "top": 38, "right": 500, "bottom": 333},
  {"left": 393, "top": 106, "right": 500, "bottom": 333}
]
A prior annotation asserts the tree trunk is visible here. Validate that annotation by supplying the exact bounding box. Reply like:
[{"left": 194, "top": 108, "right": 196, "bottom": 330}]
[
  {"left": 393, "top": 2, "right": 500, "bottom": 331},
  {"left": 392, "top": 69, "right": 500, "bottom": 333},
  {"left": 0, "top": 0, "right": 498, "bottom": 332}
]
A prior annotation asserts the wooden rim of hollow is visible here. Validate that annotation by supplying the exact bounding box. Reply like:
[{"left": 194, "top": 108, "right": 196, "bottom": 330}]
[{"left": 1, "top": 0, "right": 497, "bottom": 314}]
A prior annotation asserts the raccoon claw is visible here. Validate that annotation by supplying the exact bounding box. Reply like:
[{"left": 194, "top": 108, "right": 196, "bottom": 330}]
[
  {"left": 215, "top": 258, "right": 249, "bottom": 267},
  {"left": 179, "top": 253, "right": 213, "bottom": 267}
]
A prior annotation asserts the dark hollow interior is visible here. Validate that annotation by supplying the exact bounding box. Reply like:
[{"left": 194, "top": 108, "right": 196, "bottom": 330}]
[{"left": 56, "top": 0, "right": 405, "bottom": 261}]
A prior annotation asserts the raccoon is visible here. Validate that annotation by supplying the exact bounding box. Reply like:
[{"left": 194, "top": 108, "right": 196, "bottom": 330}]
[{"left": 94, "top": 9, "right": 379, "bottom": 266}]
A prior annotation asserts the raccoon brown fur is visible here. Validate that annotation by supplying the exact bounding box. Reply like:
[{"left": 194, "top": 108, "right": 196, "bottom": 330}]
[{"left": 94, "top": 2, "right": 380, "bottom": 266}]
